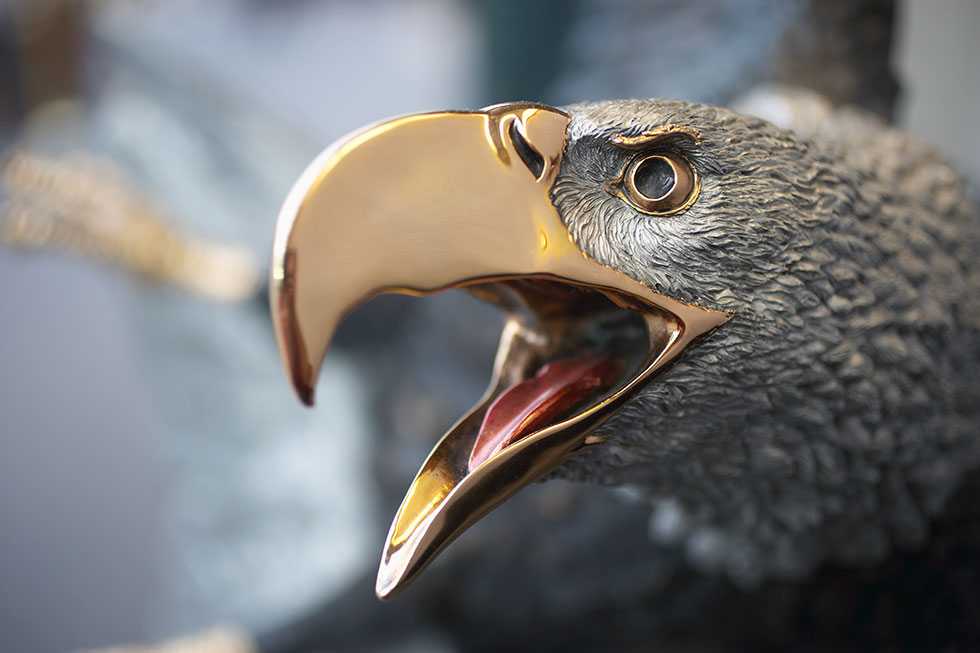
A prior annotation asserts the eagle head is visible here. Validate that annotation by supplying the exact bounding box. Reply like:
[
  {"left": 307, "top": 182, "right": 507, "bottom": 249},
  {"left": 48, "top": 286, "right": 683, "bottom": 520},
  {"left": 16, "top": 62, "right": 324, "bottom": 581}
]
[{"left": 270, "top": 99, "right": 980, "bottom": 596}]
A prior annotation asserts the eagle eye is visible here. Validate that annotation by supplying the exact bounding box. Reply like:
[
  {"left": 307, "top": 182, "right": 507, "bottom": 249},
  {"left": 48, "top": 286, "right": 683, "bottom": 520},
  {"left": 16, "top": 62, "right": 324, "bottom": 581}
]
[{"left": 623, "top": 152, "right": 699, "bottom": 216}]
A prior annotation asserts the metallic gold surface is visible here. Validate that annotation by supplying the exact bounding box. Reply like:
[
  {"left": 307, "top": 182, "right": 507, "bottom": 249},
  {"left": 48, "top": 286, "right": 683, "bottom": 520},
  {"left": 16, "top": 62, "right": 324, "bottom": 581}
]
[{"left": 270, "top": 102, "right": 730, "bottom": 597}]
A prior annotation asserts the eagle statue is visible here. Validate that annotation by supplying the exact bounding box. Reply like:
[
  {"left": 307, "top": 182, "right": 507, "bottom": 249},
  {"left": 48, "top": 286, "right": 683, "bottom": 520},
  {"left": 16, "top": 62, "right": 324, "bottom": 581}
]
[{"left": 255, "top": 94, "right": 980, "bottom": 651}]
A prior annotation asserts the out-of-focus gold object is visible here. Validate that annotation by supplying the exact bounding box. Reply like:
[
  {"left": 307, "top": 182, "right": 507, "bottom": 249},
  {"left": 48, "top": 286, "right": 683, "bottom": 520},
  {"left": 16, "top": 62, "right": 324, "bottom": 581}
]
[
  {"left": 84, "top": 626, "right": 256, "bottom": 653},
  {"left": 1, "top": 150, "right": 259, "bottom": 302}
]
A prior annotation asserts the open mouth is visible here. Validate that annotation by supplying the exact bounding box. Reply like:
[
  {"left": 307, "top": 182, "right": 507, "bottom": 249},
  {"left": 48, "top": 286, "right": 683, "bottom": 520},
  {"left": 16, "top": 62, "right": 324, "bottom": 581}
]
[
  {"left": 376, "top": 276, "right": 690, "bottom": 597},
  {"left": 268, "top": 102, "right": 729, "bottom": 598},
  {"left": 455, "top": 278, "right": 674, "bottom": 473}
]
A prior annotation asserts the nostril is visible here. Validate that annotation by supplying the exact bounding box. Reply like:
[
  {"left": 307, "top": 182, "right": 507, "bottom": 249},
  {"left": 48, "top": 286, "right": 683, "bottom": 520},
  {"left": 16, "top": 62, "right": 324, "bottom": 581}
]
[{"left": 509, "top": 120, "right": 545, "bottom": 179}]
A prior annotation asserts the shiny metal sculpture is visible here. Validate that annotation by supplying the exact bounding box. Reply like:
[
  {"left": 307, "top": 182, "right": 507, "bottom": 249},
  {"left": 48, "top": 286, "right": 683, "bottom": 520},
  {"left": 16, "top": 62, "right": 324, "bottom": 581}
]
[
  {"left": 274, "top": 95, "right": 980, "bottom": 605},
  {"left": 270, "top": 102, "right": 731, "bottom": 596}
]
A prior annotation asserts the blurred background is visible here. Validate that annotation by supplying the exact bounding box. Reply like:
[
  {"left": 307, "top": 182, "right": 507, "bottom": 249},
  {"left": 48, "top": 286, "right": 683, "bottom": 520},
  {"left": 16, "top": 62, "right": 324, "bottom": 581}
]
[{"left": 0, "top": 1, "right": 978, "bottom": 652}]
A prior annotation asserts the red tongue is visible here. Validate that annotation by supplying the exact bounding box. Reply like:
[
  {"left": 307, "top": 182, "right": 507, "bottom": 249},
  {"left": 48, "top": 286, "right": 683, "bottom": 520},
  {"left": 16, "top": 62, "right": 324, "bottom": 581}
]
[{"left": 468, "top": 354, "right": 620, "bottom": 472}]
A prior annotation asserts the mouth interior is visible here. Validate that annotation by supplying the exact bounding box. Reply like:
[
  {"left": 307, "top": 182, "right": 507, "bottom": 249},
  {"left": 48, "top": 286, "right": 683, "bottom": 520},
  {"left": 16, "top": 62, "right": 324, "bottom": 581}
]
[{"left": 460, "top": 277, "right": 675, "bottom": 472}]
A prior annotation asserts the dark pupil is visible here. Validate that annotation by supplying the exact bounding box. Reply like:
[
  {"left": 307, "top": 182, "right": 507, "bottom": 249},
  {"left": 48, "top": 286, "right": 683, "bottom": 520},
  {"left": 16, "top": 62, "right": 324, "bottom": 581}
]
[{"left": 634, "top": 157, "right": 675, "bottom": 199}]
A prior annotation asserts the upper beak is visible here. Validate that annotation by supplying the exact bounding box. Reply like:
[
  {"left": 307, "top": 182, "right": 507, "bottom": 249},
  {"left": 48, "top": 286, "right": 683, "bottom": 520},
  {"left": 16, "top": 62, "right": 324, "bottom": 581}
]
[{"left": 271, "top": 102, "right": 728, "bottom": 598}]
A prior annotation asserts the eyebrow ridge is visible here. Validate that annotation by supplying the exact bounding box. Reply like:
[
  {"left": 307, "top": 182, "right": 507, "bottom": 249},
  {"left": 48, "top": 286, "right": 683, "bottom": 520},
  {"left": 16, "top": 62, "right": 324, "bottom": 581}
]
[{"left": 611, "top": 125, "right": 702, "bottom": 148}]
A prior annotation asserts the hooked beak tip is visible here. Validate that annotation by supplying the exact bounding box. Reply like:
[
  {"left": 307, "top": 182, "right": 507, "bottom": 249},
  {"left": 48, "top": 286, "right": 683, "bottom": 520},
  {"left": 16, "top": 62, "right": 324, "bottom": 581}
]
[
  {"left": 285, "top": 341, "right": 316, "bottom": 406},
  {"left": 296, "top": 381, "right": 315, "bottom": 407},
  {"left": 271, "top": 268, "right": 317, "bottom": 407},
  {"left": 278, "top": 312, "right": 317, "bottom": 407}
]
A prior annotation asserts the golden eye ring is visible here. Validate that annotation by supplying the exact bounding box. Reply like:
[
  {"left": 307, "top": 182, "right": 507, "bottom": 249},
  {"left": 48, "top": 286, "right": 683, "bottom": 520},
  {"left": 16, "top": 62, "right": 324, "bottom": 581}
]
[{"left": 623, "top": 153, "right": 700, "bottom": 216}]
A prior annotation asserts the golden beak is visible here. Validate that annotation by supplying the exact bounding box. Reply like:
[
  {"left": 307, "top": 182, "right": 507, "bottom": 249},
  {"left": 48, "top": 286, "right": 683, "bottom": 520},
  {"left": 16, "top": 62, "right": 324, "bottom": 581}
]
[{"left": 270, "top": 102, "right": 728, "bottom": 598}]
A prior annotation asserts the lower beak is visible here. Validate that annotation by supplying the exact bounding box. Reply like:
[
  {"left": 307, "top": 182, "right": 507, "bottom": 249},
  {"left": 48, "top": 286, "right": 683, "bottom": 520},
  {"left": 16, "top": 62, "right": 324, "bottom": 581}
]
[{"left": 270, "top": 102, "right": 728, "bottom": 598}]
